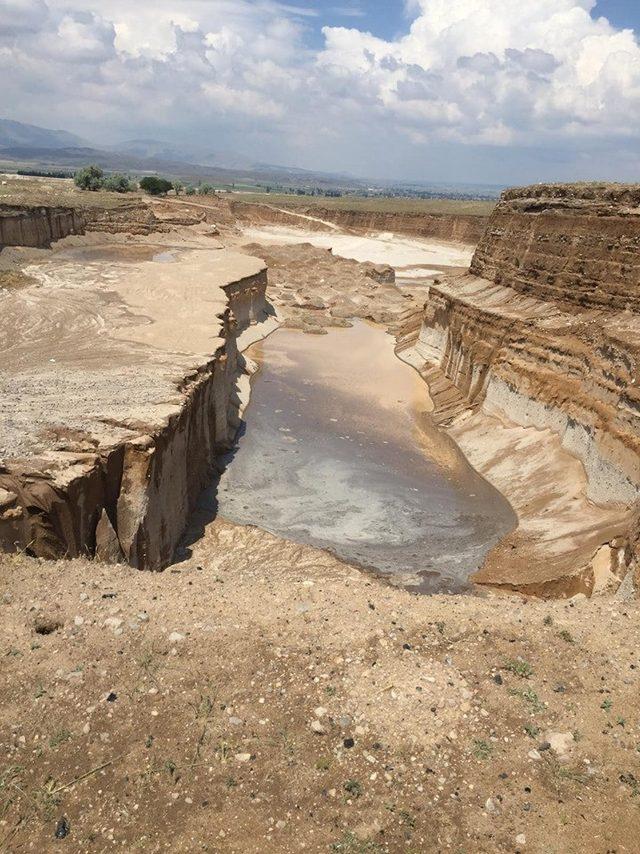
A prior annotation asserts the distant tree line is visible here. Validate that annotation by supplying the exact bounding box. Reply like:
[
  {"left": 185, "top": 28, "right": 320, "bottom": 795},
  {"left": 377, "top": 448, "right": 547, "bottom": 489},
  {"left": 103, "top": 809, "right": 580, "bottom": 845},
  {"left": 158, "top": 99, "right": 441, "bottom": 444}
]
[
  {"left": 74, "top": 164, "right": 219, "bottom": 198},
  {"left": 18, "top": 168, "right": 73, "bottom": 179}
]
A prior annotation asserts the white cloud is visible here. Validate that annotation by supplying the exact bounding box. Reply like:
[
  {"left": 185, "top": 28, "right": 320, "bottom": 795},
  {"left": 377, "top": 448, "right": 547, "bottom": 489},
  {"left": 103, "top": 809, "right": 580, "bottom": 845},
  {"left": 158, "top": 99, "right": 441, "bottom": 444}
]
[
  {"left": 1, "top": 0, "right": 639, "bottom": 181},
  {"left": 318, "top": 0, "right": 640, "bottom": 145},
  {"left": 0, "top": 0, "right": 48, "bottom": 34}
]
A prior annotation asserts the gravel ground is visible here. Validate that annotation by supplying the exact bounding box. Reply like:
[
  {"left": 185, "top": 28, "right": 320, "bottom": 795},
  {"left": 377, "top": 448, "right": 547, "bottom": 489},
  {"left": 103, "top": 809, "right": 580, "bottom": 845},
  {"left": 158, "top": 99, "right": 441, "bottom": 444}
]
[{"left": 1, "top": 519, "right": 638, "bottom": 852}]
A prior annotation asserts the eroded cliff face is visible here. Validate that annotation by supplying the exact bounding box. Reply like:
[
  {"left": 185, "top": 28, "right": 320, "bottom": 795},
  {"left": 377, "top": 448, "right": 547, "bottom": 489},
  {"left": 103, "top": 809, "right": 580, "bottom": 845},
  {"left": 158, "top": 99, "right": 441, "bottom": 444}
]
[
  {"left": 230, "top": 200, "right": 488, "bottom": 244},
  {"left": 400, "top": 183, "right": 640, "bottom": 596},
  {"left": 470, "top": 184, "right": 640, "bottom": 311},
  {"left": 0, "top": 200, "right": 202, "bottom": 250},
  {"left": 0, "top": 240, "right": 269, "bottom": 570},
  {"left": 0, "top": 204, "right": 85, "bottom": 248}
]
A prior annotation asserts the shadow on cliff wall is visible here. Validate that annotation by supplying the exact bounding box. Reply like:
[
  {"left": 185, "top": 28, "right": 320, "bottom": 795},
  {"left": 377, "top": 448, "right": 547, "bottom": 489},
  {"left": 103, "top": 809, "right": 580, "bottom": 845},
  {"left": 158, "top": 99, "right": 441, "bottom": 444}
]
[{"left": 173, "top": 421, "right": 247, "bottom": 565}]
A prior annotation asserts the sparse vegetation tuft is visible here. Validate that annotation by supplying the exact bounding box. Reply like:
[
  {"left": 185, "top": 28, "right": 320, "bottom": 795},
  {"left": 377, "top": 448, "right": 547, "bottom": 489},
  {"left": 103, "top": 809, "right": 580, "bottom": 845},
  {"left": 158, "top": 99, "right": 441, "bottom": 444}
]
[
  {"left": 472, "top": 739, "right": 493, "bottom": 759},
  {"left": 505, "top": 659, "right": 534, "bottom": 679}
]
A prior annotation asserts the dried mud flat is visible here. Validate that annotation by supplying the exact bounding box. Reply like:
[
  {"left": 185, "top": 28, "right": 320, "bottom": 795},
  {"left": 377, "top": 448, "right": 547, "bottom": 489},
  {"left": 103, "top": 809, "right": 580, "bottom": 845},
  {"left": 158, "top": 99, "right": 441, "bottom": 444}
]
[{"left": 1, "top": 527, "right": 639, "bottom": 853}]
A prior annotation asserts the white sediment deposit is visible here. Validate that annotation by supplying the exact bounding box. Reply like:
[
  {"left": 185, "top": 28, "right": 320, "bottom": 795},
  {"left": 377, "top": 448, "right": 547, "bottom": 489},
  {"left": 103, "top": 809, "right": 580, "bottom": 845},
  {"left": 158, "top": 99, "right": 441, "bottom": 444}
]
[{"left": 240, "top": 224, "right": 474, "bottom": 269}]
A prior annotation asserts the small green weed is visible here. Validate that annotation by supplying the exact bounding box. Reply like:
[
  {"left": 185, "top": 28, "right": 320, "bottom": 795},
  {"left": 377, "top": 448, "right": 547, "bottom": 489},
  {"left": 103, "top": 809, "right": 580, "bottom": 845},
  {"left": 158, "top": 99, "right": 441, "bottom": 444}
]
[
  {"left": 505, "top": 659, "right": 534, "bottom": 679},
  {"left": 344, "top": 779, "right": 362, "bottom": 799},
  {"left": 48, "top": 729, "right": 72, "bottom": 749},
  {"left": 472, "top": 739, "right": 493, "bottom": 760}
]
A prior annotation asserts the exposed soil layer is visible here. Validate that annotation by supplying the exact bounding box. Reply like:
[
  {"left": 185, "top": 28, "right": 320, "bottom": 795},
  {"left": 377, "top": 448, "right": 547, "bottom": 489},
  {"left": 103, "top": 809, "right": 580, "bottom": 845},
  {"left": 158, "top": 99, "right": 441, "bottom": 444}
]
[
  {"left": 0, "top": 203, "right": 85, "bottom": 248},
  {"left": 0, "top": 231, "right": 271, "bottom": 568},
  {"left": 399, "top": 184, "right": 640, "bottom": 596},
  {"left": 471, "top": 183, "right": 640, "bottom": 312},
  {"left": 230, "top": 199, "right": 489, "bottom": 244}
]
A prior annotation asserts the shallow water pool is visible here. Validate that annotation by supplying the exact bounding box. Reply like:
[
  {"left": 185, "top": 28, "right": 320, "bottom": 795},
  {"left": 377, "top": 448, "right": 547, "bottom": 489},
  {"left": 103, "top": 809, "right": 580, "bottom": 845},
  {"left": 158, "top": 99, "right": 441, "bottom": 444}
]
[{"left": 214, "top": 322, "right": 516, "bottom": 592}]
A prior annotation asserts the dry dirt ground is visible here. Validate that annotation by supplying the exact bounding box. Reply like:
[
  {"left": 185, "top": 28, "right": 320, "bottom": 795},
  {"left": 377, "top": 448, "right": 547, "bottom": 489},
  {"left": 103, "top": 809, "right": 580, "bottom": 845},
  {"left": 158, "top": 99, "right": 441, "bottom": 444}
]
[{"left": 1, "top": 521, "right": 639, "bottom": 853}]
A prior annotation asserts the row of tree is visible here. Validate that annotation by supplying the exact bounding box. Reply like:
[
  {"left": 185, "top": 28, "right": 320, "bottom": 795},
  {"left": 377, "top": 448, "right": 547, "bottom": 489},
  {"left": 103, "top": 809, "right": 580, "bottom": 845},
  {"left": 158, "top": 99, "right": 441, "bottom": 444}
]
[{"left": 73, "top": 165, "right": 217, "bottom": 197}]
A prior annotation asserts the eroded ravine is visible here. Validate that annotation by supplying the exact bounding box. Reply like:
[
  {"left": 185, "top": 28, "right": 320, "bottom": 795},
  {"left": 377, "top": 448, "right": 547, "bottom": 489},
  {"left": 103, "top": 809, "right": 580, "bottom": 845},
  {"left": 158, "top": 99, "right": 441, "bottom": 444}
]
[{"left": 211, "top": 321, "right": 516, "bottom": 592}]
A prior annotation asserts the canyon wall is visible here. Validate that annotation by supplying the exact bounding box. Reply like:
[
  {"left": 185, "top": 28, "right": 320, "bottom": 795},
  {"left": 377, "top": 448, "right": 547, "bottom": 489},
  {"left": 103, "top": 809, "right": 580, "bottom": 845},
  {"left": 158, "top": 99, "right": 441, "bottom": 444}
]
[
  {"left": 0, "top": 204, "right": 85, "bottom": 248},
  {"left": 0, "top": 200, "right": 188, "bottom": 249},
  {"left": 230, "top": 200, "right": 488, "bottom": 244},
  {"left": 400, "top": 183, "right": 640, "bottom": 595},
  {"left": 470, "top": 184, "right": 640, "bottom": 311},
  {"left": 82, "top": 201, "right": 164, "bottom": 236},
  {"left": 0, "top": 263, "right": 269, "bottom": 570}
]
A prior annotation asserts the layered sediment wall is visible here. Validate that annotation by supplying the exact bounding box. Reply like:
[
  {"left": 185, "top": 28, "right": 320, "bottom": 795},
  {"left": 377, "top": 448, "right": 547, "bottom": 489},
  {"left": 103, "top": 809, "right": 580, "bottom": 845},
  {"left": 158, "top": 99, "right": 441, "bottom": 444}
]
[
  {"left": 0, "top": 204, "right": 85, "bottom": 248},
  {"left": 230, "top": 200, "right": 488, "bottom": 243},
  {"left": 0, "top": 242, "right": 269, "bottom": 570},
  {"left": 0, "top": 200, "right": 189, "bottom": 250},
  {"left": 400, "top": 183, "right": 640, "bottom": 596},
  {"left": 470, "top": 184, "right": 640, "bottom": 311}
]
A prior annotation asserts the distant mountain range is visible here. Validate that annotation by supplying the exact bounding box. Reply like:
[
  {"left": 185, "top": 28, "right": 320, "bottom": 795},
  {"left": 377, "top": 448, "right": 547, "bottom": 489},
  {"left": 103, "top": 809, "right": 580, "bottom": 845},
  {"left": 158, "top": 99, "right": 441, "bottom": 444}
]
[
  {"left": 0, "top": 118, "right": 360, "bottom": 190},
  {"left": 0, "top": 118, "right": 89, "bottom": 150},
  {"left": 0, "top": 118, "right": 503, "bottom": 198}
]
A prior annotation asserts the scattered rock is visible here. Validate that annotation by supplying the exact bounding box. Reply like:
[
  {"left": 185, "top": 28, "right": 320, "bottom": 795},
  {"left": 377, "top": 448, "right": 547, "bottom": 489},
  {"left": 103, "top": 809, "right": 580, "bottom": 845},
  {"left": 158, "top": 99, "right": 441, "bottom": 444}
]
[
  {"left": 543, "top": 731, "right": 575, "bottom": 759},
  {"left": 485, "top": 797, "right": 500, "bottom": 815},
  {"left": 55, "top": 817, "right": 70, "bottom": 839}
]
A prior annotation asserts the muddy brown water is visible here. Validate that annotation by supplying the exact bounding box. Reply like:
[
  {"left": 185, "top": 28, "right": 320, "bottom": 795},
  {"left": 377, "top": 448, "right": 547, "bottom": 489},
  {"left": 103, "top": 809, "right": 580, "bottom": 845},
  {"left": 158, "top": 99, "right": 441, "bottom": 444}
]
[
  {"left": 214, "top": 322, "right": 516, "bottom": 593},
  {"left": 59, "top": 246, "right": 177, "bottom": 263}
]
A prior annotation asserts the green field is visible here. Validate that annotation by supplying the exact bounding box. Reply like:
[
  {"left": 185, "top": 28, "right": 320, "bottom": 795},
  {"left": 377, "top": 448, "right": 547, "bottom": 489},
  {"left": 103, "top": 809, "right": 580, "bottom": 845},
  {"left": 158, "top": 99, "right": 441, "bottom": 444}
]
[{"left": 234, "top": 192, "right": 495, "bottom": 217}]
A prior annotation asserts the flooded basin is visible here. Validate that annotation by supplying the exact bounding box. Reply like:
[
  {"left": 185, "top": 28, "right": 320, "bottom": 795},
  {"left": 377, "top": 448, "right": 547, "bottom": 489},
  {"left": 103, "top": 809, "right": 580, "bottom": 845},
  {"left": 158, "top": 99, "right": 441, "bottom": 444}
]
[{"left": 214, "top": 321, "right": 516, "bottom": 592}]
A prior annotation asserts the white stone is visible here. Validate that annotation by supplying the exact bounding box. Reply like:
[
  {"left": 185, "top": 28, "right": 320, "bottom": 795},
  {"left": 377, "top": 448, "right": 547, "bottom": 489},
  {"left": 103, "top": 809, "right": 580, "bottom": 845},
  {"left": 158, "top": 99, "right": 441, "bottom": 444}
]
[{"left": 544, "top": 730, "right": 575, "bottom": 758}]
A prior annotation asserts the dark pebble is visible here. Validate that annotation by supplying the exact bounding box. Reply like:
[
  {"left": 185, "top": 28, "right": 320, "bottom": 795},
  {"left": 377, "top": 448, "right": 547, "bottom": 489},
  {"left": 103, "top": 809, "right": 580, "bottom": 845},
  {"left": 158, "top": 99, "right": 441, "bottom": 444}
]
[
  {"left": 493, "top": 674, "right": 503, "bottom": 685},
  {"left": 343, "top": 737, "right": 355, "bottom": 749},
  {"left": 55, "top": 817, "right": 70, "bottom": 839},
  {"left": 106, "top": 692, "right": 117, "bottom": 702}
]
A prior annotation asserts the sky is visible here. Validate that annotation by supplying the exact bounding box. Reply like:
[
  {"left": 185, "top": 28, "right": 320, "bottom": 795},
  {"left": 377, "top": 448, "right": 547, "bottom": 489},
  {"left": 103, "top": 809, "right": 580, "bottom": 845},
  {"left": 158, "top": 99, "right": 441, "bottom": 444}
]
[{"left": 2, "top": 0, "right": 640, "bottom": 185}]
